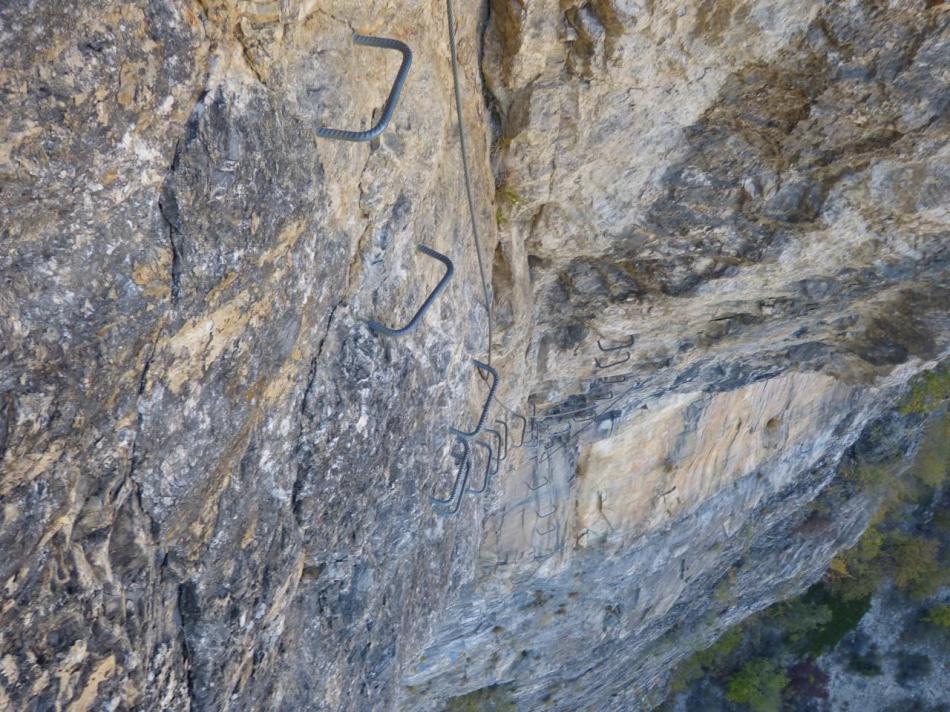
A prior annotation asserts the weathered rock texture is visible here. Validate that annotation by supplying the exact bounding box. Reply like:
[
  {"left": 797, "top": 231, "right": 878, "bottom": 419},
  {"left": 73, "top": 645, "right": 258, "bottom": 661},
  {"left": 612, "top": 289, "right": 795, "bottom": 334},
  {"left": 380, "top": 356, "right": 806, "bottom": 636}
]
[{"left": 0, "top": 0, "right": 947, "bottom": 710}]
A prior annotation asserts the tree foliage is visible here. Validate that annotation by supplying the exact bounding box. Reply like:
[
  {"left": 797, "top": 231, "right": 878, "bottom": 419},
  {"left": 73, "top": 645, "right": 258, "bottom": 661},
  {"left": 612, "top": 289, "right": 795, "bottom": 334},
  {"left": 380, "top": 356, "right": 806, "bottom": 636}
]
[{"left": 724, "top": 659, "right": 789, "bottom": 712}]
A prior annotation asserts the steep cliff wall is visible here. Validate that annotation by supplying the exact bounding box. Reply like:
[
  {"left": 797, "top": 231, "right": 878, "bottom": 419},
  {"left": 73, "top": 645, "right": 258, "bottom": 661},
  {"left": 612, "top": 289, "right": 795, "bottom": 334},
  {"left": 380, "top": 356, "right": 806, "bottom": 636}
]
[{"left": 0, "top": 1, "right": 947, "bottom": 711}]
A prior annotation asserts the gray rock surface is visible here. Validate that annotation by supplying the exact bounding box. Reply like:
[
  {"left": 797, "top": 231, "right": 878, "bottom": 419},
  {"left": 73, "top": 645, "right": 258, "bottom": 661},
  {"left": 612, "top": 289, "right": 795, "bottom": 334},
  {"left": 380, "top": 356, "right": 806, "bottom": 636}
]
[
  {"left": 822, "top": 585, "right": 950, "bottom": 712},
  {"left": 0, "top": 1, "right": 947, "bottom": 710}
]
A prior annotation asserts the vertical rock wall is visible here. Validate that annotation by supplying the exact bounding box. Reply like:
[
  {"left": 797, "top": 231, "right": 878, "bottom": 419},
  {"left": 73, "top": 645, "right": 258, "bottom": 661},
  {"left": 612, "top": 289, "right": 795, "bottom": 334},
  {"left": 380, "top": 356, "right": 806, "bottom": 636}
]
[
  {"left": 1, "top": 1, "right": 496, "bottom": 709},
  {"left": 1, "top": 1, "right": 948, "bottom": 710}
]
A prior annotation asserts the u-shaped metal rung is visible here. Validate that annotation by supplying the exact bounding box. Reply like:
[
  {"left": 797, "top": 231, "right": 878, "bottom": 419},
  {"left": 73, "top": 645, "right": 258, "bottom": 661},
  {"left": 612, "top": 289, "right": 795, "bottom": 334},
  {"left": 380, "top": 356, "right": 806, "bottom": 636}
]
[
  {"left": 317, "top": 34, "right": 413, "bottom": 142},
  {"left": 511, "top": 414, "right": 527, "bottom": 447},
  {"left": 527, "top": 422, "right": 541, "bottom": 448},
  {"left": 526, "top": 466, "right": 550, "bottom": 491},
  {"left": 533, "top": 531, "right": 561, "bottom": 561},
  {"left": 537, "top": 501, "right": 558, "bottom": 519},
  {"left": 448, "top": 360, "right": 498, "bottom": 438},
  {"left": 571, "top": 408, "right": 599, "bottom": 422},
  {"left": 493, "top": 420, "right": 509, "bottom": 461},
  {"left": 595, "top": 352, "right": 631, "bottom": 369},
  {"left": 535, "top": 520, "right": 557, "bottom": 536},
  {"left": 527, "top": 472, "right": 550, "bottom": 490},
  {"left": 368, "top": 245, "right": 453, "bottom": 337},
  {"left": 526, "top": 403, "right": 542, "bottom": 447},
  {"left": 599, "top": 374, "right": 628, "bottom": 384},
  {"left": 431, "top": 437, "right": 470, "bottom": 514},
  {"left": 468, "top": 440, "right": 494, "bottom": 494},
  {"left": 597, "top": 335, "right": 635, "bottom": 352},
  {"left": 484, "top": 428, "right": 504, "bottom": 471}
]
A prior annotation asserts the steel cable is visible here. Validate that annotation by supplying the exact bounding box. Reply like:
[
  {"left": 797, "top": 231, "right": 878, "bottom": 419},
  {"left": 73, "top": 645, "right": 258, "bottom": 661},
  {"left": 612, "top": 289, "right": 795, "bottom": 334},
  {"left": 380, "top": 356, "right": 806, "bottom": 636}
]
[
  {"left": 446, "top": 0, "right": 493, "bottom": 364},
  {"left": 443, "top": 1, "right": 643, "bottom": 477}
]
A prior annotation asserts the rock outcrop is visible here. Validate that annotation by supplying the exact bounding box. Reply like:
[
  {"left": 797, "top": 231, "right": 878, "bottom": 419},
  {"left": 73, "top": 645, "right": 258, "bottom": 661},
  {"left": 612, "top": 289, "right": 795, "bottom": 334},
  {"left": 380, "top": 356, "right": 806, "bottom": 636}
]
[{"left": 0, "top": 1, "right": 947, "bottom": 710}]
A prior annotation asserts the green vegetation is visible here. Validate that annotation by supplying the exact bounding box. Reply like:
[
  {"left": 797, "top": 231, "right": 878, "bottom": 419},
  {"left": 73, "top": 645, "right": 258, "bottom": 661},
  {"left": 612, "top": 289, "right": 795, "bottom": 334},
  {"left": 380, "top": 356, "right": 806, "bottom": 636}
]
[
  {"left": 842, "top": 459, "right": 894, "bottom": 492},
  {"left": 922, "top": 603, "right": 950, "bottom": 629},
  {"left": 668, "top": 627, "right": 743, "bottom": 694},
  {"left": 666, "top": 581, "right": 859, "bottom": 706},
  {"left": 444, "top": 684, "right": 516, "bottom": 712},
  {"left": 494, "top": 185, "right": 523, "bottom": 227},
  {"left": 846, "top": 645, "right": 883, "bottom": 677},
  {"left": 763, "top": 596, "right": 832, "bottom": 649},
  {"left": 914, "top": 414, "right": 950, "bottom": 489},
  {"left": 724, "top": 659, "right": 789, "bottom": 712},
  {"left": 828, "top": 408, "right": 948, "bottom": 602},
  {"left": 894, "top": 652, "right": 933, "bottom": 686},
  {"left": 796, "top": 585, "right": 871, "bottom": 656},
  {"left": 663, "top": 366, "right": 948, "bottom": 709},
  {"left": 899, "top": 363, "right": 950, "bottom": 416},
  {"left": 828, "top": 413, "right": 949, "bottom": 603},
  {"left": 826, "top": 528, "right": 945, "bottom": 602}
]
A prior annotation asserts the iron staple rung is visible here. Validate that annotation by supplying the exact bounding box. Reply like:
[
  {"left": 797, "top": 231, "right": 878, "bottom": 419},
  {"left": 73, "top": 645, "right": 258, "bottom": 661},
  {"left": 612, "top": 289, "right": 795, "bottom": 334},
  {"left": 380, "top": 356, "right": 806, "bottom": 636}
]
[
  {"left": 368, "top": 244, "right": 454, "bottom": 337},
  {"left": 431, "top": 436, "right": 470, "bottom": 515},
  {"left": 317, "top": 34, "right": 413, "bottom": 143},
  {"left": 597, "top": 335, "right": 635, "bottom": 352},
  {"left": 449, "top": 360, "right": 498, "bottom": 439},
  {"left": 468, "top": 440, "right": 494, "bottom": 494}
]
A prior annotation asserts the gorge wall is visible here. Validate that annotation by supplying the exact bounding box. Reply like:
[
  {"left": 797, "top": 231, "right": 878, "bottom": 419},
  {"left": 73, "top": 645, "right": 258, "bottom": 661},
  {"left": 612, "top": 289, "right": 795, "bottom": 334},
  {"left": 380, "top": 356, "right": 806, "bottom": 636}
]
[{"left": 0, "top": 1, "right": 947, "bottom": 710}]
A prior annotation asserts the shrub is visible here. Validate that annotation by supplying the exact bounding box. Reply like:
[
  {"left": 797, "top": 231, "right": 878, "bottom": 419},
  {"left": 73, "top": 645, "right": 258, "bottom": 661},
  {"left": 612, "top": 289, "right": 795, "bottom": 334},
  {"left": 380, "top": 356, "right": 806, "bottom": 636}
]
[
  {"left": 798, "top": 583, "right": 871, "bottom": 657},
  {"left": 668, "top": 626, "right": 743, "bottom": 694},
  {"left": 844, "top": 461, "right": 894, "bottom": 492},
  {"left": 445, "top": 684, "right": 516, "bottom": 712},
  {"left": 894, "top": 651, "right": 933, "bottom": 686},
  {"left": 828, "top": 527, "right": 945, "bottom": 602},
  {"left": 922, "top": 604, "right": 950, "bottom": 630},
  {"left": 826, "top": 525, "right": 886, "bottom": 601},
  {"left": 724, "top": 658, "right": 789, "bottom": 712},
  {"left": 786, "top": 658, "right": 829, "bottom": 701},
  {"left": 911, "top": 413, "right": 949, "bottom": 489},
  {"left": 847, "top": 645, "right": 883, "bottom": 677},
  {"left": 884, "top": 532, "right": 945, "bottom": 600},
  {"left": 899, "top": 364, "right": 950, "bottom": 416},
  {"left": 765, "top": 598, "right": 832, "bottom": 648}
]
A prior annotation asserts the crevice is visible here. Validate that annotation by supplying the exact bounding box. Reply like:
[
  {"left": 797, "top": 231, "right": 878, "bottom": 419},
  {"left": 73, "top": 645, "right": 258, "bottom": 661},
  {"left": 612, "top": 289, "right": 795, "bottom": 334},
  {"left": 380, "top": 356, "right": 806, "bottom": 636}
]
[
  {"left": 311, "top": 7, "right": 357, "bottom": 34},
  {"left": 0, "top": 390, "right": 14, "bottom": 464},
  {"left": 299, "top": 357, "right": 320, "bottom": 418},
  {"left": 237, "top": 40, "right": 268, "bottom": 86},
  {"left": 176, "top": 581, "right": 199, "bottom": 706},
  {"left": 119, "top": 328, "right": 164, "bottom": 542},
  {"left": 291, "top": 300, "right": 342, "bottom": 527},
  {"left": 158, "top": 196, "right": 183, "bottom": 304}
]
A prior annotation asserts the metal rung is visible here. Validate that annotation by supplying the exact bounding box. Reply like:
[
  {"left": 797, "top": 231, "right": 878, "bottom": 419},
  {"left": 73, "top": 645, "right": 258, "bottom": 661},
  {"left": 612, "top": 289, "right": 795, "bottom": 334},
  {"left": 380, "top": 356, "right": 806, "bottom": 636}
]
[
  {"left": 449, "top": 360, "right": 498, "bottom": 439},
  {"left": 317, "top": 34, "right": 413, "bottom": 142},
  {"left": 597, "top": 335, "right": 635, "bottom": 352},
  {"left": 368, "top": 245, "right": 453, "bottom": 337}
]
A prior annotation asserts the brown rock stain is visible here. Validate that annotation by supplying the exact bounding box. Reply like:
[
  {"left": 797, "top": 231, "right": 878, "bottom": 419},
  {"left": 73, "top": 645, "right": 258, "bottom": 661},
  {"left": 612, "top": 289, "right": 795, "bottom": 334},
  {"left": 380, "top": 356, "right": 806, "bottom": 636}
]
[
  {"left": 159, "top": 291, "right": 274, "bottom": 395},
  {"left": 132, "top": 257, "right": 173, "bottom": 301},
  {"left": 576, "top": 372, "right": 848, "bottom": 536},
  {"left": 70, "top": 655, "right": 116, "bottom": 712},
  {"left": 693, "top": 0, "right": 749, "bottom": 46}
]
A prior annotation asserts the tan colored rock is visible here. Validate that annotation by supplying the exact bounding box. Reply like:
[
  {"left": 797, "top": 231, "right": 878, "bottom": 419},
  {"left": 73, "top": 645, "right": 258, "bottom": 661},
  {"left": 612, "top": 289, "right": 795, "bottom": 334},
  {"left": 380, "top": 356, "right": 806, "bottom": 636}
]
[{"left": 0, "top": 0, "right": 947, "bottom": 710}]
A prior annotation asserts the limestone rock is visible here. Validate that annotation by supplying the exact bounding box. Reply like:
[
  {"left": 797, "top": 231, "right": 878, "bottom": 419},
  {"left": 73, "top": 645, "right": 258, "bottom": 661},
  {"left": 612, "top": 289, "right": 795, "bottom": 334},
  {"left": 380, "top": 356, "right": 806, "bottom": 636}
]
[{"left": 0, "top": 1, "right": 947, "bottom": 710}]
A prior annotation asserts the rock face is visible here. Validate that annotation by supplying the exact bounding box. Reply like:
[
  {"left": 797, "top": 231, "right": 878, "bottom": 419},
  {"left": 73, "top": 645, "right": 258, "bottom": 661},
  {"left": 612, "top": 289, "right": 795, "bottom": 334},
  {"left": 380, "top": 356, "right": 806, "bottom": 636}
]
[{"left": 0, "top": 1, "right": 947, "bottom": 711}]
